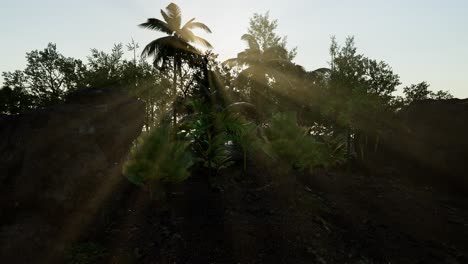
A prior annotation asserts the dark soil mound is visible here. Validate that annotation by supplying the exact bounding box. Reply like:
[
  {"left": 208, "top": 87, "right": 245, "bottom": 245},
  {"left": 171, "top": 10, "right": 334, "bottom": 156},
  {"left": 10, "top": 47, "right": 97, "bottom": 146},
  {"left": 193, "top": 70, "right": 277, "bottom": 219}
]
[{"left": 0, "top": 87, "right": 144, "bottom": 263}]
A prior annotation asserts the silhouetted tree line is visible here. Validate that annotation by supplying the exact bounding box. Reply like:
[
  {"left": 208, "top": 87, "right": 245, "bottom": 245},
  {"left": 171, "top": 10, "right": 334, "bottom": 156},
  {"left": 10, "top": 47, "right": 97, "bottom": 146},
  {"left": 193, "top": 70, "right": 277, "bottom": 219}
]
[
  {"left": 1, "top": 2, "right": 454, "bottom": 196},
  {"left": 0, "top": 42, "right": 176, "bottom": 129}
]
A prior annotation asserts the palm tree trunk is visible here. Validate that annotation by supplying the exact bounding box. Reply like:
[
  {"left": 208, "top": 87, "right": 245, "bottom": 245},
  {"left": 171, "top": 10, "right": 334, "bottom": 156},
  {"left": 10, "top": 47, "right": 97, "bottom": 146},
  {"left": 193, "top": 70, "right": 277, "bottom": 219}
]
[
  {"left": 374, "top": 134, "right": 380, "bottom": 153},
  {"left": 243, "top": 149, "right": 247, "bottom": 172},
  {"left": 173, "top": 57, "right": 177, "bottom": 127},
  {"left": 346, "top": 127, "right": 352, "bottom": 170}
]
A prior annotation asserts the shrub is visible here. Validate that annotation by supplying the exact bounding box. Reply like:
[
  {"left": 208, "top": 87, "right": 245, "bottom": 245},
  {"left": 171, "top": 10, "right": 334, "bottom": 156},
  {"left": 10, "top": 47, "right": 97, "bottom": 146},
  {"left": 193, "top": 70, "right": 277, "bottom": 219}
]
[
  {"left": 123, "top": 123, "right": 194, "bottom": 198},
  {"left": 66, "top": 242, "right": 106, "bottom": 264},
  {"left": 264, "top": 112, "right": 343, "bottom": 171}
]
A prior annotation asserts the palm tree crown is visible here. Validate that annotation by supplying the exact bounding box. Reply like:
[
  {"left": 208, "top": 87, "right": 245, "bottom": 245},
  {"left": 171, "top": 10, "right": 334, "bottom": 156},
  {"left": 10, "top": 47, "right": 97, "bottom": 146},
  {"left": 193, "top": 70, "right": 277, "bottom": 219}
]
[
  {"left": 139, "top": 3, "right": 213, "bottom": 126},
  {"left": 225, "top": 34, "right": 289, "bottom": 68},
  {"left": 139, "top": 2, "right": 213, "bottom": 67}
]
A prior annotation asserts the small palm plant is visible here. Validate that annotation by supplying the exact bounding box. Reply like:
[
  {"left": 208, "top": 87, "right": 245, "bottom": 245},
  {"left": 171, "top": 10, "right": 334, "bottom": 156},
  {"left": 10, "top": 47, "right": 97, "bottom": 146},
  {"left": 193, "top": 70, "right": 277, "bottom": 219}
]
[
  {"left": 178, "top": 100, "right": 234, "bottom": 176},
  {"left": 264, "top": 112, "right": 343, "bottom": 171},
  {"left": 124, "top": 123, "right": 194, "bottom": 199}
]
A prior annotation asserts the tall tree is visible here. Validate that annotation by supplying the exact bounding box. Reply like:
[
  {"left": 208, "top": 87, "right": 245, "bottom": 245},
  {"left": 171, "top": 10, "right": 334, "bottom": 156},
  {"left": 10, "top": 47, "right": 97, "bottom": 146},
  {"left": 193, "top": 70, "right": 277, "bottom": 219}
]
[
  {"left": 225, "top": 12, "right": 307, "bottom": 118},
  {"left": 325, "top": 37, "right": 401, "bottom": 162},
  {"left": 247, "top": 12, "right": 297, "bottom": 61},
  {"left": 139, "top": 2, "right": 212, "bottom": 126},
  {"left": 224, "top": 34, "right": 286, "bottom": 117},
  {"left": 0, "top": 76, "right": 34, "bottom": 115},
  {"left": 1, "top": 43, "right": 85, "bottom": 110},
  {"left": 85, "top": 44, "right": 126, "bottom": 88},
  {"left": 329, "top": 37, "right": 401, "bottom": 100},
  {"left": 403, "top": 81, "right": 453, "bottom": 104}
]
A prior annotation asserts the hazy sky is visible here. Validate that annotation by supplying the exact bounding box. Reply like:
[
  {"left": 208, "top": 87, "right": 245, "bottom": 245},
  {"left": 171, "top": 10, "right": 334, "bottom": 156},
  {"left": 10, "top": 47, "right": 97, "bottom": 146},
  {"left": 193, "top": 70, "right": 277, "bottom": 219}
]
[{"left": 1, "top": 0, "right": 467, "bottom": 97}]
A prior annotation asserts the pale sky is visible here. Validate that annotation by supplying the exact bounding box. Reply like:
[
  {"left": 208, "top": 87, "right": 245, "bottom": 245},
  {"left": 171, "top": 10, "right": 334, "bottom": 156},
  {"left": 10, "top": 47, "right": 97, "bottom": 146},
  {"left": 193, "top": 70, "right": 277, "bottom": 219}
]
[{"left": 1, "top": 0, "right": 467, "bottom": 97}]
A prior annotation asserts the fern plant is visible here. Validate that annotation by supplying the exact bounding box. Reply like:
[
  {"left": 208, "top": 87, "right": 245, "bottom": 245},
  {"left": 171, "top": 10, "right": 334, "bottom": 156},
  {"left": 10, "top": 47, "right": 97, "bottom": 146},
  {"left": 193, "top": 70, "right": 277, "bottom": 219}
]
[
  {"left": 264, "top": 112, "right": 343, "bottom": 171},
  {"left": 178, "top": 100, "right": 243, "bottom": 175},
  {"left": 123, "top": 123, "right": 194, "bottom": 198}
]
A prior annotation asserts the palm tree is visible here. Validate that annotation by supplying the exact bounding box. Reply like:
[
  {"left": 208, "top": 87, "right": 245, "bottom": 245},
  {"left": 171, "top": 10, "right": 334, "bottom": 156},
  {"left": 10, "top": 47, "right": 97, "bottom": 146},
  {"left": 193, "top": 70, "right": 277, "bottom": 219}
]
[
  {"left": 139, "top": 2, "right": 213, "bottom": 126},
  {"left": 225, "top": 34, "right": 334, "bottom": 122},
  {"left": 225, "top": 33, "right": 289, "bottom": 69},
  {"left": 224, "top": 34, "right": 295, "bottom": 116}
]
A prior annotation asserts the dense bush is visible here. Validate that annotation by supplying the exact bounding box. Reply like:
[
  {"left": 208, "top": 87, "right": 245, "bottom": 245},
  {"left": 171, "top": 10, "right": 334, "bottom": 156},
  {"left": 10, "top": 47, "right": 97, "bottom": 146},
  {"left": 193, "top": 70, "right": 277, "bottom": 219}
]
[
  {"left": 123, "top": 123, "right": 194, "bottom": 198},
  {"left": 2, "top": 3, "right": 455, "bottom": 195},
  {"left": 264, "top": 112, "right": 345, "bottom": 171}
]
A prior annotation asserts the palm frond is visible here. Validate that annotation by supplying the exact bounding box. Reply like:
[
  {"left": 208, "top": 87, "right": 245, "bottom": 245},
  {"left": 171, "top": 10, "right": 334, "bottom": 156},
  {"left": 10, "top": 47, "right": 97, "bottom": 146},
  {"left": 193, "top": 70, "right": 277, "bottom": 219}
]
[
  {"left": 237, "top": 49, "right": 262, "bottom": 65},
  {"left": 160, "top": 9, "right": 171, "bottom": 24},
  {"left": 238, "top": 66, "right": 267, "bottom": 85},
  {"left": 222, "top": 58, "right": 238, "bottom": 67},
  {"left": 139, "top": 18, "right": 172, "bottom": 35},
  {"left": 141, "top": 44, "right": 166, "bottom": 68},
  {"left": 178, "top": 30, "right": 213, "bottom": 49},
  {"left": 144, "top": 36, "right": 201, "bottom": 63},
  {"left": 225, "top": 102, "right": 257, "bottom": 113},
  {"left": 294, "top": 64, "right": 307, "bottom": 73},
  {"left": 183, "top": 21, "right": 212, "bottom": 33},
  {"left": 309, "top": 67, "right": 331, "bottom": 81},
  {"left": 263, "top": 46, "right": 289, "bottom": 61},
  {"left": 177, "top": 29, "right": 194, "bottom": 43},
  {"left": 241, "top": 34, "right": 260, "bottom": 51},
  {"left": 191, "top": 36, "right": 213, "bottom": 49},
  {"left": 141, "top": 37, "right": 167, "bottom": 65},
  {"left": 182, "top": 18, "right": 196, "bottom": 29},
  {"left": 166, "top": 3, "right": 182, "bottom": 29},
  {"left": 312, "top": 67, "right": 331, "bottom": 74}
]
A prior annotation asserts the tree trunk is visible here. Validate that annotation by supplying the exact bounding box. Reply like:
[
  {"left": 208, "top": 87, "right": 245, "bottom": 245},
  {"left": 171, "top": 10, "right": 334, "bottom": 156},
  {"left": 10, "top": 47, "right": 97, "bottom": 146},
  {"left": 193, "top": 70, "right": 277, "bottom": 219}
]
[
  {"left": 243, "top": 149, "right": 247, "bottom": 172},
  {"left": 346, "top": 127, "right": 353, "bottom": 171},
  {"left": 173, "top": 57, "right": 177, "bottom": 127},
  {"left": 374, "top": 134, "right": 380, "bottom": 153},
  {"left": 346, "top": 127, "right": 352, "bottom": 161}
]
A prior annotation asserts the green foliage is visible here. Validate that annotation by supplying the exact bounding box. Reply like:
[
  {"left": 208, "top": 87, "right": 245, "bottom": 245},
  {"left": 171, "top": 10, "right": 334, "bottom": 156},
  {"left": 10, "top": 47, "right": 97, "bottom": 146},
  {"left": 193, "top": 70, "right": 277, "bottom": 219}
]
[
  {"left": 84, "top": 44, "right": 126, "bottom": 88},
  {"left": 178, "top": 100, "right": 237, "bottom": 173},
  {"left": 0, "top": 41, "right": 175, "bottom": 135},
  {"left": 1, "top": 43, "right": 86, "bottom": 111},
  {"left": 403, "top": 81, "right": 453, "bottom": 104},
  {"left": 140, "top": 2, "right": 213, "bottom": 68},
  {"left": 329, "top": 36, "right": 401, "bottom": 100},
  {"left": 2, "top": 4, "right": 458, "bottom": 181},
  {"left": 139, "top": 2, "right": 213, "bottom": 126},
  {"left": 324, "top": 37, "right": 405, "bottom": 161},
  {"left": 225, "top": 12, "right": 313, "bottom": 121},
  {"left": 330, "top": 88, "right": 390, "bottom": 133},
  {"left": 124, "top": 123, "right": 194, "bottom": 198},
  {"left": 0, "top": 82, "right": 34, "bottom": 114},
  {"left": 247, "top": 12, "right": 297, "bottom": 61},
  {"left": 225, "top": 116, "right": 260, "bottom": 171},
  {"left": 264, "top": 112, "right": 344, "bottom": 171},
  {"left": 225, "top": 12, "right": 304, "bottom": 119},
  {"left": 309, "top": 124, "right": 347, "bottom": 161},
  {"left": 66, "top": 242, "right": 106, "bottom": 264}
]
